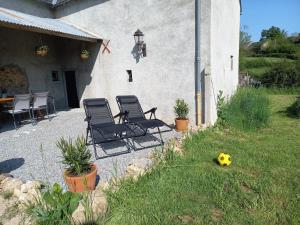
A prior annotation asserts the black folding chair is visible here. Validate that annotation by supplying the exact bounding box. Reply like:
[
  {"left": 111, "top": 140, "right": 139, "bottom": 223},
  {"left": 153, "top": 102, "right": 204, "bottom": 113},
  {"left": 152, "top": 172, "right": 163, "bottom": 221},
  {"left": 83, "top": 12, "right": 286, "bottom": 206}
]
[
  {"left": 83, "top": 98, "right": 144, "bottom": 159},
  {"left": 116, "top": 95, "right": 172, "bottom": 150}
]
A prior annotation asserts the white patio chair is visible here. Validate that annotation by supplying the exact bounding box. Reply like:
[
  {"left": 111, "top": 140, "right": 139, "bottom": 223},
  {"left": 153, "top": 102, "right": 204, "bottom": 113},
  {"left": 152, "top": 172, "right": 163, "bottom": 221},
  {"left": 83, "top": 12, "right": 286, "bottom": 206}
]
[
  {"left": 32, "top": 92, "right": 50, "bottom": 121},
  {"left": 2, "top": 94, "right": 33, "bottom": 129}
]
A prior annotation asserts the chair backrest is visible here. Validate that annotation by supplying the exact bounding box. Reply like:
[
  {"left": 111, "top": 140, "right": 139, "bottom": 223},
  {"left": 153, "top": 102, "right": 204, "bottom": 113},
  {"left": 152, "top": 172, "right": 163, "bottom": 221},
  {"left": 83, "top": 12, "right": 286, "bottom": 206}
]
[
  {"left": 83, "top": 98, "right": 115, "bottom": 126},
  {"left": 116, "top": 95, "right": 145, "bottom": 120},
  {"left": 32, "top": 92, "right": 49, "bottom": 108},
  {"left": 13, "top": 94, "right": 31, "bottom": 111}
]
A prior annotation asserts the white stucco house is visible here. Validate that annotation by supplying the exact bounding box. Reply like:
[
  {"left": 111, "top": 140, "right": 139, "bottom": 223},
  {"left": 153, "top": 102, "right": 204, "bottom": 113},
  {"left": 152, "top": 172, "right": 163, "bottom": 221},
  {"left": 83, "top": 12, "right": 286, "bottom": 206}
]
[{"left": 0, "top": 0, "right": 241, "bottom": 126}]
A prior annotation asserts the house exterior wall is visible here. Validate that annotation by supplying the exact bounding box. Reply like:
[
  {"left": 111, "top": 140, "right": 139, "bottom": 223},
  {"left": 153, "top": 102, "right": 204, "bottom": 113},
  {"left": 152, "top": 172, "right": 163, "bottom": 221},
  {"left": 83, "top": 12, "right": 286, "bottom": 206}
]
[
  {"left": 55, "top": 0, "right": 196, "bottom": 125},
  {"left": 0, "top": 0, "right": 240, "bottom": 126},
  {"left": 204, "top": 0, "right": 240, "bottom": 125}
]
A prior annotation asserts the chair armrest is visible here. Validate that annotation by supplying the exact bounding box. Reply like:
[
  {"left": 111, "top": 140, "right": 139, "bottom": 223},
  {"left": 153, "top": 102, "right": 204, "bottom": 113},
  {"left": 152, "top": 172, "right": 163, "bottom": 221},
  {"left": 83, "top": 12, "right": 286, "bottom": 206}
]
[
  {"left": 144, "top": 107, "right": 157, "bottom": 115},
  {"left": 114, "top": 111, "right": 129, "bottom": 119}
]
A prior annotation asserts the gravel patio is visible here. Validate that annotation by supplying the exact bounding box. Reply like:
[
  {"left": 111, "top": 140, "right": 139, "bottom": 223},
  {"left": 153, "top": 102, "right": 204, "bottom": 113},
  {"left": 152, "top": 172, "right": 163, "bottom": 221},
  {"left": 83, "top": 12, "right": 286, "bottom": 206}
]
[{"left": 0, "top": 109, "right": 180, "bottom": 189}]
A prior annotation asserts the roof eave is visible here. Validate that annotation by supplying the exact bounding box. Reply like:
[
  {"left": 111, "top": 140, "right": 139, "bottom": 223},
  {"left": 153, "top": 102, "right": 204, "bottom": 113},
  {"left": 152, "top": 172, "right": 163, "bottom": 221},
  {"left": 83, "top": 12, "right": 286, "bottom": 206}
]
[{"left": 0, "top": 20, "right": 100, "bottom": 42}]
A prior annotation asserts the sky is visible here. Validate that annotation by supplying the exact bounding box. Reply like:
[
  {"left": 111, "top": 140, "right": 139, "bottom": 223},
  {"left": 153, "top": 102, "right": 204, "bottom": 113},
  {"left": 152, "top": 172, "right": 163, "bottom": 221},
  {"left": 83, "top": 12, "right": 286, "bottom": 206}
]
[{"left": 241, "top": 0, "right": 300, "bottom": 42}]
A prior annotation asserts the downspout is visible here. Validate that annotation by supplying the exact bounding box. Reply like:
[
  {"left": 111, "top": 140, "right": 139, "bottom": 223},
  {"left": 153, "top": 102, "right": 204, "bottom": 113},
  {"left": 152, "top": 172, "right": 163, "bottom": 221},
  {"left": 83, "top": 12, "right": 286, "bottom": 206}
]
[{"left": 195, "top": 0, "right": 202, "bottom": 126}]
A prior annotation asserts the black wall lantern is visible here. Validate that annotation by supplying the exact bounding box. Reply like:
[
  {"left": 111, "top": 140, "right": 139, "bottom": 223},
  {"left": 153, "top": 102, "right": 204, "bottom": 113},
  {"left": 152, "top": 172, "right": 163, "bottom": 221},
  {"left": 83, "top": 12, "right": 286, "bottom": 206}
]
[{"left": 134, "top": 29, "right": 147, "bottom": 57}]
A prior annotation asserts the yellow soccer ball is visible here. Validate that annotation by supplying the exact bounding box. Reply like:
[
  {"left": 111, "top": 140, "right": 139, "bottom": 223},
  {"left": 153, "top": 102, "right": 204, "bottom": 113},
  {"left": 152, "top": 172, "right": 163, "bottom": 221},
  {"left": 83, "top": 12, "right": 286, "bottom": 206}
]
[{"left": 217, "top": 153, "right": 232, "bottom": 166}]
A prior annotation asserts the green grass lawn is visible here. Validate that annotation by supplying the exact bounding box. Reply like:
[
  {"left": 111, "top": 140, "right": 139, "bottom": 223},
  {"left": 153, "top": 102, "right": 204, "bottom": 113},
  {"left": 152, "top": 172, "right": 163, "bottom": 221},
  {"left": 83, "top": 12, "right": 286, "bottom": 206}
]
[
  {"left": 244, "top": 57, "right": 294, "bottom": 63},
  {"left": 107, "top": 95, "right": 300, "bottom": 225},
  {"left": 240, "top": 57, "right": 295, "bottom": 77}
]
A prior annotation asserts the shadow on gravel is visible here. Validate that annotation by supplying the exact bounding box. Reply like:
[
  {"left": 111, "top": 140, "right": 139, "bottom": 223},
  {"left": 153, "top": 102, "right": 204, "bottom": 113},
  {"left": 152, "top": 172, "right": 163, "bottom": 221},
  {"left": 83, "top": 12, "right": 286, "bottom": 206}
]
[{"left": 0, "top": 158, "right": 25, "bottom": 173}]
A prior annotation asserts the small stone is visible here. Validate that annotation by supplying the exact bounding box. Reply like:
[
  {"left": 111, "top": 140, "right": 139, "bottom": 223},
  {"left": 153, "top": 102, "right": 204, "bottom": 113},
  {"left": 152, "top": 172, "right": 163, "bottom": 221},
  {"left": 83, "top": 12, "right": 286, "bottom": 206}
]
[
  {"left": 124, "top": 158, "right": 154, "bottom": 181},
  {"left": 98, "top": 180, "right": 109, "bottom": 190},
  {"left": 13, "top": 188, "right": 22, "bottom": 198},
  {"left": 25, "top": 181, "right": 41, "bottom": 190},
  {"left": 125, "top": 164, "right": 145, "bottom": 181},
  {"left": 20, "top": 184, "right": 28, "bottom": 193},
  {"left": 19, "top": 189, "right": 41, "bottom": 204},
  {"left": 72, "top": 202, "right": 85, "bottom": 223},
  {"left": 0, "top": 173, "right": 13, "bottom": 183},
  {"left": 2, "top": 178, "right": 23, "bottom": 193},
  {"left": 72, "top": 189, "right": 108, "bottom": 223},
  {"left": 92, "top": 189, "right": 108, "bottom": 215},
  {"left": 0, "top": 177, "right": 13, "bottom": 185}
]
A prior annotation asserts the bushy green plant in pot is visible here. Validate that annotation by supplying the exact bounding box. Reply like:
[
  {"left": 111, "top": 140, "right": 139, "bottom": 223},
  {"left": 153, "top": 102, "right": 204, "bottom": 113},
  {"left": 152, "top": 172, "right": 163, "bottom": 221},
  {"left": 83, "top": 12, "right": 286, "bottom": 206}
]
[
  {"left": 80, "top": 49, "right": 89, "bottom": 60},
  {"left": 57, "top": 136, "right": 97, "bottom": 193},
  {"left": 174, "top": 99, "right": 190, "bottom": 131},
  {"left": 35, "top": 45, "right": 49, "bottom": 56}
]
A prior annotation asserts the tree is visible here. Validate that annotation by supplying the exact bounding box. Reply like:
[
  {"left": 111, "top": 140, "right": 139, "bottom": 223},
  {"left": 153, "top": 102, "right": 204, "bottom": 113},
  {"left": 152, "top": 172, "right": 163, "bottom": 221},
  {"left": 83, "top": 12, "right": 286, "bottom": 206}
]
[
  {"left": 240, "top": 30, "right": 252, "bottom": 49},
  {"left": 240, "top": 26, "right": 252, "bottom": 49},
  {"left": 260, "top": 26, "right": 287, "bottom": 41}
]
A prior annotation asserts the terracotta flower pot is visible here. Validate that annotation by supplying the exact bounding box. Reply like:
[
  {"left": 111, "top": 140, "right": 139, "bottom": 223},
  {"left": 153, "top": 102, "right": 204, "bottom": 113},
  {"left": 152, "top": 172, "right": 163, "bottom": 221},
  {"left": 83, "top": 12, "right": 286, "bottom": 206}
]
[
  {"left": 64, "top": 164, "right": 97, "bottom": 193},
  {"left": 175, "top": 118, "right": 189, "bottom": 132}
]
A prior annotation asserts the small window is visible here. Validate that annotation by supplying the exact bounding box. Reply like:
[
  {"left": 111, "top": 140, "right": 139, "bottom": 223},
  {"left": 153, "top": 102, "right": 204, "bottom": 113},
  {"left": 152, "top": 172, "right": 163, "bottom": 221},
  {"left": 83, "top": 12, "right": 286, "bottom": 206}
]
[
  {"left": 52, "top": 71, "right": 60, "bottom": 81},
  {"left": 230, "top": 55, "right": 234, "bottom": 71}
]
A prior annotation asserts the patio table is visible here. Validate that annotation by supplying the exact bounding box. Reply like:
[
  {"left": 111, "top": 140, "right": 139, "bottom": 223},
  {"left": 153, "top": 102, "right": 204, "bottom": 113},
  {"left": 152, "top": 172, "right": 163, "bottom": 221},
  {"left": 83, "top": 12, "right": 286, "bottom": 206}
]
[{"left": 0, "top": 97, "right": 14, "bottom": 104}]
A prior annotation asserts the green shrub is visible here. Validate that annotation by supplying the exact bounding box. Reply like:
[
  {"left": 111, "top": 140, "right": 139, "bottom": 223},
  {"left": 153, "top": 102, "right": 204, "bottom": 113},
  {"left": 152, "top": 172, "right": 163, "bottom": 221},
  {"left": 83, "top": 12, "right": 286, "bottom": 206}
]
[
  {"left": 174, "top": 99, "right": 189, "bottom": 119},
  {"left": 25, "top": 183, "right": 81, "bottom": 225},
  {"left": 241, "top": 58, "right": 271, "bottom": 69},
  {"left": 57, "top": 137, "right": 92, "bottom": 176},
  {"left": 215, "top": 90, "right": 227, "bottom": 127},
  {"left": 287, "top": 97, "right": 300, "bottom": 118},
  {"left": 265, "top": 53, "right": 298, "bottom": 60},
  {"left": 223, "top": 88, "right": 271, "bottom": 130},
  {"left": 260, "top": 61, "right": 300, "bottom": 87}
]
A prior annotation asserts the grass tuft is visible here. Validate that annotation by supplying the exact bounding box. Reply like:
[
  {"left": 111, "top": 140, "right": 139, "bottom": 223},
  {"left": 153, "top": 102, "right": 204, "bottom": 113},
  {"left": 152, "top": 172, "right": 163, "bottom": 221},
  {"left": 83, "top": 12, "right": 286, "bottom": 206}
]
[
  {"left": 2, "top": 191, "right": 13, "bottom": 200},
  {"left": 224, "top": 88, "right": 271, "bottom": 130},
  {"left": 287, "top": 97, "right": 300, "bottom": 118}
]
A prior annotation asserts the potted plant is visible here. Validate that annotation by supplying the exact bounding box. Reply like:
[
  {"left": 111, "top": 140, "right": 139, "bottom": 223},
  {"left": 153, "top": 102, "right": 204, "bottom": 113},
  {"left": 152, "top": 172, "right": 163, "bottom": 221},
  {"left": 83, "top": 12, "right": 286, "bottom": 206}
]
[
  {"left": 57, "top": 136, "right": 97, "bottom": 193},
  {"left": 80, "top": 49, "right": 89, "bottom": 60},
  {"left": 174, "top": 99, "right": 190, "bottom": 132},
  {"left": 35, "top": 45, "right": 49, "bottom": 56}
]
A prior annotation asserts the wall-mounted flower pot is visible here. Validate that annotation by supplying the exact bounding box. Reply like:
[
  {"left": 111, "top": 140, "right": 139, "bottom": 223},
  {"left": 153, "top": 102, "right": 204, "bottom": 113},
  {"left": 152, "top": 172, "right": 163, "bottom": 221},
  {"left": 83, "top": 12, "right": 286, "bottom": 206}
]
[
  {"left": 64, "top": 163, "right": 97, "bottom": 193},
  {"left": 80, "top": 54, "right": 89, "bottom": 60},
  {"left": 35, "top": 45, "right": 49, "bottom": 56},
  {"left": 175, "top": 118, "right": 189, "bottom": 132},
  {"left": 80, "top": 50, "right": 89, "bottom": 60}
]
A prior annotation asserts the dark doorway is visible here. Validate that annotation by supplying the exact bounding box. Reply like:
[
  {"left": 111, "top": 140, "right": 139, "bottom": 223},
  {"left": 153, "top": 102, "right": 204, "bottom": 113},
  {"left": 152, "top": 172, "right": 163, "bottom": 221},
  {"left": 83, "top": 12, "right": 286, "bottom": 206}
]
[{"left": 64, "top": 71, "right": 79, "bottom": 108}]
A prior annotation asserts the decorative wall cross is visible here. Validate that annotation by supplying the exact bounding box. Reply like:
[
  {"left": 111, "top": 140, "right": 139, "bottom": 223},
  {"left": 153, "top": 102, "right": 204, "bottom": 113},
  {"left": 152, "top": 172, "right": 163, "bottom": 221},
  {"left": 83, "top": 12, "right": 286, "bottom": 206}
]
[{"left": 102, "top": 40, "right": 111, "bottom": 54}]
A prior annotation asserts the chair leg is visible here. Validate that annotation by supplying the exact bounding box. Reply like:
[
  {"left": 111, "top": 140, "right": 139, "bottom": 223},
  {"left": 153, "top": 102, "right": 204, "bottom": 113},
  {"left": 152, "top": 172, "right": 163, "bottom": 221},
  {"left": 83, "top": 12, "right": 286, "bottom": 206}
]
[
  {"left": 28, "top": 110, "right": 33, "bottom": 125},
  {"left": 157, "top": 127, "right": 164, "bottom": 146},
  {"left": 12, "top": 113, "right": 17, "bottom": 130},
  {"left": 46, "top": 106, "right": 50, "bottom": 121},
  {"left": 32, "top": 109, "right": 36, "bottom": 123},
  {"left": 53, "top": 101, "right": 57, "bottom": 115},
  {"left": 90, "top": 130, "right": 100, "bottom": 159},
  {"left": 85, "top": 128, "right": 90, "bottom": 144}
]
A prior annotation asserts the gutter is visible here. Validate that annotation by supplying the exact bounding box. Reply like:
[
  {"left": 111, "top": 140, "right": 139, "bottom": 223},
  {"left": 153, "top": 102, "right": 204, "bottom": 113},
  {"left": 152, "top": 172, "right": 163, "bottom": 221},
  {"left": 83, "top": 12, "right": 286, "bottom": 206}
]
[
  {"left": 195, "top": 0, "right": 202, "bottom": 126},
  {"left": 239, "top": 0, "right": 243, "bottom": 15}
]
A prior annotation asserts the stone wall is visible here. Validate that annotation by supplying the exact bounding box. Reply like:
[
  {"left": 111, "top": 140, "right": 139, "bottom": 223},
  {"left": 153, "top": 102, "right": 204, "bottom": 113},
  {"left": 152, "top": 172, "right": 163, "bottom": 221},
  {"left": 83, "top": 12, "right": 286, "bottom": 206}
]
[{"left": 0, "top": 65, "right": 29, "bottom": 95}]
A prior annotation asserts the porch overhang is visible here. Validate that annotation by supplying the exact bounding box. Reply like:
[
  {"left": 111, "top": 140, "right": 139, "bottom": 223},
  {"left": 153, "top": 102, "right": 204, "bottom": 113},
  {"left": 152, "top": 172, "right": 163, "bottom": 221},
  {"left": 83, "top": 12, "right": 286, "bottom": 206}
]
[{"left": 0, "top": 7, "right": 102, "bottom": 42}]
